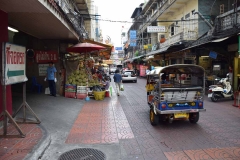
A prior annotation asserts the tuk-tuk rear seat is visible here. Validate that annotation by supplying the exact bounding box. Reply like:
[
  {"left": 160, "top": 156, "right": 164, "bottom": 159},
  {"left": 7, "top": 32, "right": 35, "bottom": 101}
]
[{"left": 161, "top": 86, "right": 203, "bottom": 101}]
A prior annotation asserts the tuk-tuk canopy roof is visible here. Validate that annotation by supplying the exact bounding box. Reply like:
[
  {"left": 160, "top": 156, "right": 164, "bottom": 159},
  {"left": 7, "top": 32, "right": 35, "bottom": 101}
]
[{"left": 147, "top": 64, "right": 205, "bottom": 76}]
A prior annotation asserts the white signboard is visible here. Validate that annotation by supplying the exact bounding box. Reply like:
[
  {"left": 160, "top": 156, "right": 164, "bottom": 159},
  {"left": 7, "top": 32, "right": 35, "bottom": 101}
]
[
  {"left": 111, "top": 54, "right": 119, "bottom": 59},
  {"left": 147, "top": 26, "right": 166, "bottom": 33},
  {"left": 2, "top": 43, "right": 27, "bottom": 85},
  {"left": 38, "top": 64, "right": 49, "bottom": 76},
  {"left": 113, "top": 60, "right": 121, "bottom": 65}
]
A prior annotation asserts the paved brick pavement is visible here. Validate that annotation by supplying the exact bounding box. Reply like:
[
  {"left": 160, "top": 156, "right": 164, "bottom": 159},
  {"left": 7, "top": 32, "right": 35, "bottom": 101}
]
[
  {"left": 1, "top": 77, "right": 240, "bottom": 160},
  {"left": 0, "top": 123, "right": 43, "bottom": 160}
]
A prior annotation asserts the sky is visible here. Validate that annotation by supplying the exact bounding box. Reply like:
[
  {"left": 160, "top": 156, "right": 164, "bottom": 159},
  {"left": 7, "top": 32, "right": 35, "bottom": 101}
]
[{"left": 94, "top": 0, "right": 144, "bottom": 47}]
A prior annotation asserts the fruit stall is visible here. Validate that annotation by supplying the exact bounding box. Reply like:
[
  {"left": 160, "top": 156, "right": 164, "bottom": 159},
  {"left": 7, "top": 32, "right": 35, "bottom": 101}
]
[{"left": 64, "top": 41, "right": 113, "bottom": 100}]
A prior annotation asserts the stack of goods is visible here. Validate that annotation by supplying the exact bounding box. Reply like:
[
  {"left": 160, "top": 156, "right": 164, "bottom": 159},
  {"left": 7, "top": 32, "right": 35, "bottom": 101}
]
[
  {"left": 66, "top": 70, "right": 88, "bottom": 86},
  {"left": 65, "top": 84, "right": 76, "bottom": 98},
  {"left": 88, "top": 79, "right": 100, "bottom": 87},
  {"left": 76, "top": 86, "right": 87, "bottom": 99}
]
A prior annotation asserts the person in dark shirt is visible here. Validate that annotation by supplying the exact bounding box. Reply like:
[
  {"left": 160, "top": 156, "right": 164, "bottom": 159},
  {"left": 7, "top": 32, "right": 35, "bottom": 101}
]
[{"left": 113, "top": 69, "right": 122, "bottom": 96}]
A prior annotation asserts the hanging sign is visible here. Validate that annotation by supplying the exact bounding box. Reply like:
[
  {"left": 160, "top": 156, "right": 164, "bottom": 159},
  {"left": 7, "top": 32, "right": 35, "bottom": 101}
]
[
  {"left": 209, "top": 51, "right": 217, "bottom": 59},
  {"left": 140, "top": 65, "right": 146, "bottom": 77},
  {"left": 2, "top": 43, "right": 27, "bottom": 85},
  {"left": 147, "top": 26, "right": 166, "bottom": 33},
  {"left": 35, "top": 51, "right": 58, "bottom": 63}
]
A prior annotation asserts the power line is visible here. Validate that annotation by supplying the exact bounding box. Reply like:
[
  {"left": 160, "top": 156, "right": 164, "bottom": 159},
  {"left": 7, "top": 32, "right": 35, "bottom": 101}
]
[{"left": 86, "top": 17, "right": 210, "bottom": 24}]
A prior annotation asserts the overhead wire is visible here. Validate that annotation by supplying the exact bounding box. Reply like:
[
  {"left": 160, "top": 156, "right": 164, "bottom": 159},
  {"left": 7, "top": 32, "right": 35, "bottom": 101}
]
[{"left": 88, "top": 17, "right": 211, "bottom": 24}]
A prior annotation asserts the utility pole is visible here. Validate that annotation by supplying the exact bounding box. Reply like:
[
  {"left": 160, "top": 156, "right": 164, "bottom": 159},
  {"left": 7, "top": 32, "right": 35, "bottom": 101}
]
[{"left": 142, "top": 21, "right": 144, "bottom": 55}]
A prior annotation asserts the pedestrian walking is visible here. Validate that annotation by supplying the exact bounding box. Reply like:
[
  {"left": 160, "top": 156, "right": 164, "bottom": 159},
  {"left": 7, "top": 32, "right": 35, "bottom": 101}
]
[
  {"left": 113, "top": 69, "right": 122, "bottom": 96},
  {"left": 45, "top": 62, "right": 57, "bottom": 97}
]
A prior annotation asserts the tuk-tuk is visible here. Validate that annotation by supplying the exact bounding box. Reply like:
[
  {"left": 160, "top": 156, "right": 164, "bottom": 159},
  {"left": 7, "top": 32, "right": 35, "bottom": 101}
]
[{"left": 146, "top": 64, "right": 206, "bottom": 126}]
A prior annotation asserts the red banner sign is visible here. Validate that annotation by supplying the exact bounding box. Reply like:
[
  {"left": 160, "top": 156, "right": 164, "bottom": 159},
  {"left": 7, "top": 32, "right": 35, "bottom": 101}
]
[
  {"left": 35, "top": 51, "right": 58, "bottom": 63},
  {"left": 140, "top": 65, "right": 147, "bottom": 77}
]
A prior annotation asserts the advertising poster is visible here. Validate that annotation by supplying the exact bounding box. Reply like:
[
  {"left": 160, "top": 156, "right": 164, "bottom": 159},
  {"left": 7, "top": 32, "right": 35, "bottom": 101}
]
[
  {"left": 38, "top": 64, "right": 49, "bottom": 76},
  {"left": 3, "top": 43, "right": 27, "bottom": 85}
]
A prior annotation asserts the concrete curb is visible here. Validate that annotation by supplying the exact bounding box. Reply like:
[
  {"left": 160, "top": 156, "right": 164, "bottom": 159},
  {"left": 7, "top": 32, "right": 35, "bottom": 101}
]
[{"left": 24, "top": 124, "right": 52, "bottom": 160}]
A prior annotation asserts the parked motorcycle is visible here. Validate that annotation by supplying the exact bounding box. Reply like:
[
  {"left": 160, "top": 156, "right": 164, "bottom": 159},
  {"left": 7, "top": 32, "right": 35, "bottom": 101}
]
[{"left": 208, "top": 74, "right": 234, "bottom": 102}]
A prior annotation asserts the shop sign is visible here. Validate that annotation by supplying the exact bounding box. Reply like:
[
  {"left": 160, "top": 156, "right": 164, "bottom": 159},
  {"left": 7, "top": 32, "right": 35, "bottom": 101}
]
[
  {"left": 38, "top": 64, "right": 49, "bottom": 76},
  {"left": 130, "top": 30, "right": 137, "bottom": 39},
  {"left": 103, "top": 60, "right": 113, "bottom": 64},
  {"left": 140, "top": 65, "right": 147, "bottom": 77},
  {"left": 130, "top": 30, "right": 137, "bottom": 47},
  {"left": 147, "top": 26, "right": 166, "bottom": 33},
  {"left": 2, "top": 43, "right": 27, "bottom": 85},
  {"left": 209, "top": 51, "right": 217, "bottom": 59},
  {"left": 113, "top": 60, "right": 121, "bottom": 65},
  {"left": 115, "top": 47, "right": 122, "bottom": 50},
  {"left": 35, "top": 51, "right": 58, "bottom": 63}
]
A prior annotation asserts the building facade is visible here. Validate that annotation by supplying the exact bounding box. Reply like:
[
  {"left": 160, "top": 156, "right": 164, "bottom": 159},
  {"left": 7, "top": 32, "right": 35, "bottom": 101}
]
[{"left": 125, "top": 0, "right": 240, "bottom": 90}]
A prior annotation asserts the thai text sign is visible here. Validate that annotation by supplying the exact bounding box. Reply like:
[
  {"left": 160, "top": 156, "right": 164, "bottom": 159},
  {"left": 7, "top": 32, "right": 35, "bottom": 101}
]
[
  {"left": 130, "top": 30, "right": 137, "bottom": 47},
  {"left": 130, "top": 30, "right": 137, "bottom": 39},
  {"left": 3, "top": 43, "right": 27, "bottom": 85},
  {"left": 38, "top": 64, "right": 49, "bottom": 76},
  {"left": 35, "top": 51, "right": 58, "bottom": 63},
  {"left": 147, "top": 26, "right": 166, "bottom": 33}
]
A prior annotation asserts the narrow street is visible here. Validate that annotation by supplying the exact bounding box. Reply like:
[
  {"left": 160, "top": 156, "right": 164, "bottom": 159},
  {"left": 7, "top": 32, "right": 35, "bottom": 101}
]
[{"left": 3, "top": 76, "right": 239, "bottom": 160}]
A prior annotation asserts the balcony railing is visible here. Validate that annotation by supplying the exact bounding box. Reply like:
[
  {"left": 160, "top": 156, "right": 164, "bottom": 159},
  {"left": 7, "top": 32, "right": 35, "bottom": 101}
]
[
  {"left": 143, "top": 30, "right": 197, "bottom": 54},
  {"left": 215, "top": 7, "right": 240, "bottom": 33},
  {"left": 55, "top": 0, "right": 89, "bottom": 38}
]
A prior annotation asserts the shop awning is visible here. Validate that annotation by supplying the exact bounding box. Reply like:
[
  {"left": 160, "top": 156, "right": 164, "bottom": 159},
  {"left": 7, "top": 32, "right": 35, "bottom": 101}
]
[
  {"left": 123, "top": 59, "right": 133, "bottom": 63},
  {"left": 79, "top": 39, "right": 113, "bottom": 59},
  {"left": 132, "top": 55, "right": 144, "bottom": 60},
  {"left": 211, "top": 36, "right": 229, "bottom": 42},
  {"left": 80, "top": 39, "right": 113, "bottom": 49},
  {"left": 177, "top": 36, "right": 230, "bottom": 52},
  {"left": 146, "top": 46, "right": 169, "bottom": 56}
]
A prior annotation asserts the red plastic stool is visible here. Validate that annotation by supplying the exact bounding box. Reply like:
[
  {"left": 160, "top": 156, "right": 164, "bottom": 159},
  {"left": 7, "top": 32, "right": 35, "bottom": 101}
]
[{"left": 105, "top": 91, "right": 110, "bottom": 97}]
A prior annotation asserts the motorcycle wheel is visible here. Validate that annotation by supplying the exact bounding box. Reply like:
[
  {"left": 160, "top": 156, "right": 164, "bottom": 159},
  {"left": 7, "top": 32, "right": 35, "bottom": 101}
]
[
  {"left": 231, "top": 95, "right": 234, "bottom": 100},
  {"left": 211, "top": 93, "right": 218, "bottom": 102}
]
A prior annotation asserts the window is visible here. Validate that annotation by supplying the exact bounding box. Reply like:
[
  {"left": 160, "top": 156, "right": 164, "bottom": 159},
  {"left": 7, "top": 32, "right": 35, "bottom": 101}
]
[
  {"left": 185, "top": 13, "right": 190, "bottom": 19},
  {"left": 170, "top": 24, "right": 174, "bottom": 36}
]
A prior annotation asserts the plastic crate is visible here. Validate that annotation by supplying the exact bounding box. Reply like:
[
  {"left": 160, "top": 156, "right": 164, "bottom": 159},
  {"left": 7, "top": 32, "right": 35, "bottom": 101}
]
[
  {"left": 65, "top": 92, "right": 76, "bottom": 98},
  {"left": 65, "top": 84, "right": 76, "bottom": 92},
  {"left": 76, "top": 93, "right": 87, "bottom": 99},
  {"left": 93, "top": 91, "right": 106, "bottom": 100},
  {"left": 77, "top": 86, "right": 87, "bottom": 93}
]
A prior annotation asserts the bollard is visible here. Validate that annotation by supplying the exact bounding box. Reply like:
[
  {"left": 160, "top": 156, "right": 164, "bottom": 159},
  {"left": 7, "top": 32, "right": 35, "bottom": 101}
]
[{"left": 232, "top": 91, "right": 240, "bottom": 107}]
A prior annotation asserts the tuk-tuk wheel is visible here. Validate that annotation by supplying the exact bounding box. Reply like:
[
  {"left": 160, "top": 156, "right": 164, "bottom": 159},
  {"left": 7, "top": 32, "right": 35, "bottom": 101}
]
[
  {"left": 189, "top": 112, "right": 199, "bottom": 123},
  {"left": 150, "top": 108, "right": 159, "bottom": 126}
]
